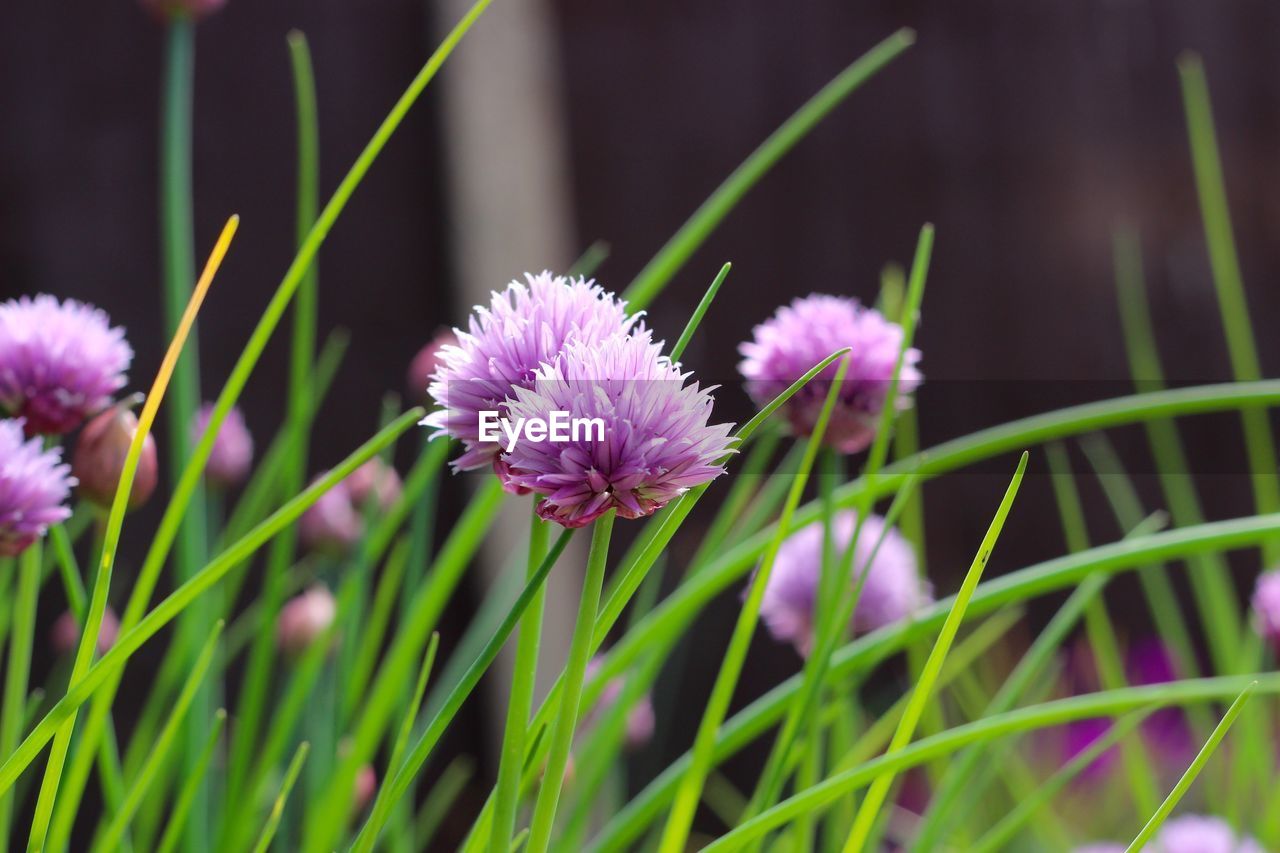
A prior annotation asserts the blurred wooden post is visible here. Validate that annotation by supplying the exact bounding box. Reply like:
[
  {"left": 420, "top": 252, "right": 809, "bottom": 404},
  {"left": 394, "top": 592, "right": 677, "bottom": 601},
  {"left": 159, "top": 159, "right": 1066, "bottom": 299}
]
[{"left": 432, "top": 0, "right": 585, "bottom": 746}]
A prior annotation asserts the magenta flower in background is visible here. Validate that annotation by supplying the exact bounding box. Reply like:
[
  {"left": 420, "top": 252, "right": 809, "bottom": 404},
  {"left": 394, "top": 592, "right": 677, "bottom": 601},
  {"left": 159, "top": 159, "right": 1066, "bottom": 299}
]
[
  {"left": 51, "top": 607, "right": 120, "bottom": 657},
  {"left": 500, "top": 332, "right": 734, "bottom": 528},
  {"left": 0, "top": 418, "right": 75, "bottom": 556},
  {"left": 738, "top": 294, "right": 921, "bottom": 454},
  {"left": 1150, "top": 816, "right": 1265, "bottom": 853},
  {"left": 276, "top": 585, "right": 338, "bottom": 655},
  {"left": 423, "top": 272, "right": 639, "bottom": 477},
  {"left": 0, "top": 295, "right": 132, "bottom": 435},
  {"left": 299, "top": 476, "right": 362, "bottom": 554},
  {"left": 191, "top": 403, "right": 253, "bottom": 489},
  {"left": 72, "top": 403, "right": 158, "bottom": 511},
  {"left": 407, "top": 328, "right": 458, "bottom": 403},
  {"left": 758, "top": 510, "right": 928, "bottom": 657},
  {"left": 346, "top": 458, "right": 402, "bottom": 511},
  {"left": 1251, "top": 569, "right": 1280, "bottom": 653},
  {"left": 585, "top": 657, "right": 656, "bottom": 750}
]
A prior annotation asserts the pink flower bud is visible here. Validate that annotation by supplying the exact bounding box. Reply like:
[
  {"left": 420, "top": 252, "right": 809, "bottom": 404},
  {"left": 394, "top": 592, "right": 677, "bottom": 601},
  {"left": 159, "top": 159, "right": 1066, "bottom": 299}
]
[
  {"left": 191, "top": 403, "right": 253, "bottom": 489},
  {"left": 72, "top": 403, "right": 158, "bottom": 510},
  {"left": 140, "top": 0, "right": 227, "bottom": 22},
  {"left": 353, "top": 764, "right": 377, "bottom": 813},
  {"left": 299, "top": 478, "right": 362, "bottom": 554},
  {"left": 276, "top": 585, "right": 337, "bottom": 655},
  {"left": 407, "top": 329, "right": 458, "bottom": 403},
  {"left": 346, "top": 459, "right": 402, "bottom": 511},
  {"left": 51, "top": 607, "right": 120, "bottom": 656}
]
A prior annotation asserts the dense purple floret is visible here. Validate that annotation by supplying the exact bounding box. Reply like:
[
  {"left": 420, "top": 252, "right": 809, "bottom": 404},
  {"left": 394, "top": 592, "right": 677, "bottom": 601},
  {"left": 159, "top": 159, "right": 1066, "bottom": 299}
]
[{"left": 0, "top": 418, "right": 75, "bottom": 556}]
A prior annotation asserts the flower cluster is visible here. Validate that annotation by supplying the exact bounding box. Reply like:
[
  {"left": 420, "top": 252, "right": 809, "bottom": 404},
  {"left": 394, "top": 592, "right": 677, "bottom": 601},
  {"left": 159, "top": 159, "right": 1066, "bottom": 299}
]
[
  {"left": 739, "top": 294, "right": 921, "bottom": 453},
  {"left": 757, "top": 510, "right": 929, "bottom": 656},
  {"left": 424, "top": 272, "right": 639, "bottom": 475},
  {"left": 1077, "top": 815, "right": 1263, "bottom": 852},
  {"left": 0, "top": 295, "right": 132, "bottom": 436},
  {"left": 426, "top": 272, "right": 733, "bottom": 528},
  {"left": 0, "top": 418, "right": 75, "bottom": 556}
]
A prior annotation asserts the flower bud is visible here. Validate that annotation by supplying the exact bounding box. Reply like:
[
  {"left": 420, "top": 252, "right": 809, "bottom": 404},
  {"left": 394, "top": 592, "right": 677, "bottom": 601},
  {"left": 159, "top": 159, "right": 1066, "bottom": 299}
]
[
  {"left": 299, "top": 478, "right": 362, "bottom": 554},
  {"left": 72, "top": 403, "right": 158, "bottom": 510},
  {"left": 353, "top": 764, "right": 377, "bottom": 813},
  {"left": 276, "top": 585, "right": 337, "bottom": 655},
  {"left": 51, "top": 607, "right": 120, "bottom": 656},
  {"left": 346, "top": 459, "right": 402, "bottom": 511},
  {"left": 191, "top": 403, "right": 253, "bottom": 489},
  {"left": 407, "top": 329, "right": 457, "bottom": 403}
]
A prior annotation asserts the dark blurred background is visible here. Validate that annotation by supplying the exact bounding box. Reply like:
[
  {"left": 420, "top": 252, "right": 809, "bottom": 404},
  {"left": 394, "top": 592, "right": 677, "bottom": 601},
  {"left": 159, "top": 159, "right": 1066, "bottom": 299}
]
[{"left": 3, "top": 0, "right": 1280, "bottom": 846}]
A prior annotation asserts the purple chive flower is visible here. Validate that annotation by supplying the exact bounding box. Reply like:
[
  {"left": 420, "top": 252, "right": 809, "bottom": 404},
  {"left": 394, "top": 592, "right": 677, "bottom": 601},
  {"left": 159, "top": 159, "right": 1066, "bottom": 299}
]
[
  {"left": 500, "top": 332, "right": 734, "bottom": 528},
  {"left": 1149, "top": 815, "right": 1264, "bottom": 853},
  {"left": 1251, "top": 569, "right": 1280, "bottom": 652},
  {"left": 191, "top": 403, "right": 253, "bottom": 489},
  {"left": 0, "top": 418, "right": 75, "bottom": 556},
  {"left": 738, "top": 294, "right": 921, "bottom": 454},
  {"left": 423, "top": 272, "right": 640, "bottom": 479},
  {"left": 0, "top": 295, "right": 133, "bottom": 436},
  {"left": 585, "top": 657, "right": 656, "bottom": 750},
  {"left": 759, "top": 510, "right": 928, "bottom": 657},
  {"left": 299, "top": 476, "right": 362, "bottom": 554}
]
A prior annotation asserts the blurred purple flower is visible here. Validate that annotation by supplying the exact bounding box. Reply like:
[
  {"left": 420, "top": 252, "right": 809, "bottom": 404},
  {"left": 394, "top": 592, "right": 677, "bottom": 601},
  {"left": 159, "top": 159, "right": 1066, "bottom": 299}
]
[
  {"left": 299, "top": 476, "right": 362, "bottom": 554},
  {"left": 758, "top": 510, "right": 928, "bottom": 657},
  {"left": 52, "top": 607, "right": 120, "bottom": 657},
  {"left": 346, "top": 458, "right": 401, "bottom": 511},
  {"left": 276, "top": 585, "right": 337, "bottom": 655},
  {"left": 585, "top": 657, "right": 655, "bottom": 750},
  {"left": 500, "top": 332, "right": 733, "bottom": 528},
  {"left": 1150, "top": 815, "right": 1263, "bottom": 853},
  {"left": 0, "top": 418, "right": 74, "bottom": 556},
  {"left": 191, "top": 403, "right": 253, "bottom": 489},
  {"left": 73, "top": 403, "right": 158, "bottom": 511},
  {"left": 423, "top": 272, "right": 639, "bottom": 478},
  {"left": 0, "top": 295, "right": 132, "bottom": 435},
  {"left": 1251, "top": 569, "right": 1280, "bottom": 653},
  {"left": 738, "top": 294, "right": 921, "bottom": 454},
  {"left": 407, "top": 329, "right": 458, "bottom": 404}
]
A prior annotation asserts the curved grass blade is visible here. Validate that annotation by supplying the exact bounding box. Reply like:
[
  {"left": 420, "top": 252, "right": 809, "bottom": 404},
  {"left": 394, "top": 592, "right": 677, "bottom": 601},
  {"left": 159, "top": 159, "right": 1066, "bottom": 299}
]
[
  {"left": 669, "top": 262, "right": 731, "bottom": 361},
  {"left": 0, "top": 408, "right": 423, "bottom": 795},
  {"left": 154, "top": 709, "right": 226, "bottom": 853},
  {"left": 33, "top": 216, "right": 238, "bottom": 852},
  {"left": 96, "top": 621, "right": 224, "bottom": 851},
  {"left": 348, "top": 529, "right": 574, "bottom": 852},
  {"left": 1126, "top": 681, "right": 1256, "bottom": 851},
  {"left": 842, "top": 452, "right": 1027, "bottom": 853},
  {"left": 251, "top": 741, "right": 310, "bottom": 853},
  {"left": 657, "top": 359, "right": 851, "bottom": 853},
  {"left": 624, "top": 29, "right": 914, "bottom": 309}
]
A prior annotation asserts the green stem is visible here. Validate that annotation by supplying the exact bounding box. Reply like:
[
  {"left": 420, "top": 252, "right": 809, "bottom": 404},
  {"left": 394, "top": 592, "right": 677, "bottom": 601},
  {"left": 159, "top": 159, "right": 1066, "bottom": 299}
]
[
  {"left": 525, "top": 513, "right": 616, "bottom": 853},
  {"left": 0, "top": 543, "right": 41, "bottom": 850},
  {"left": 490, "top": 505, "right": 551, "bottom": 852}
]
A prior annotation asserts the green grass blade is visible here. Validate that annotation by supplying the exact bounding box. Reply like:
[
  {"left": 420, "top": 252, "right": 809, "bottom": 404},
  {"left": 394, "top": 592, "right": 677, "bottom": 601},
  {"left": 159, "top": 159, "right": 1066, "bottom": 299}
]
[
  {"left": 1124, "top": 681, "right": 1256, "bottom": 852},
  {"left": 657, "top": 358, "right": 851, "bottom": 853},
  {"left": 0, "top": 543, "right": 41, "bottom": 844},
  {"left": 48, "top": 525, "right": 86, "bottom": 624},
  {"left": 525, "top": 514, "right": 616, "bottom": 853},
  {"left": 624, "top": 29, "right": 914, "bottom": 309},
  {"left": 251, "top": 741, "right": 310, "bottom": 853},
  {"left": 490, "top": 506, "right": 551, "bottom": 853},
  {"left": 669, "top": 262, "right": 730, "bottom": 361},
  {"left": 1178, "top": 55, "right": 1280, "bottom": 551},
  {"left": 154, "top": 709, "right": 226, "bottom": 853},
  {"left": 842, "top": 452, "right": 1027, "bottom": 852},
  {"left": 97, "top": 621, "right": 224, "bottom": 851},
  {"left": 972, "top": 709, "right": 1152, "bottom": 853}
]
